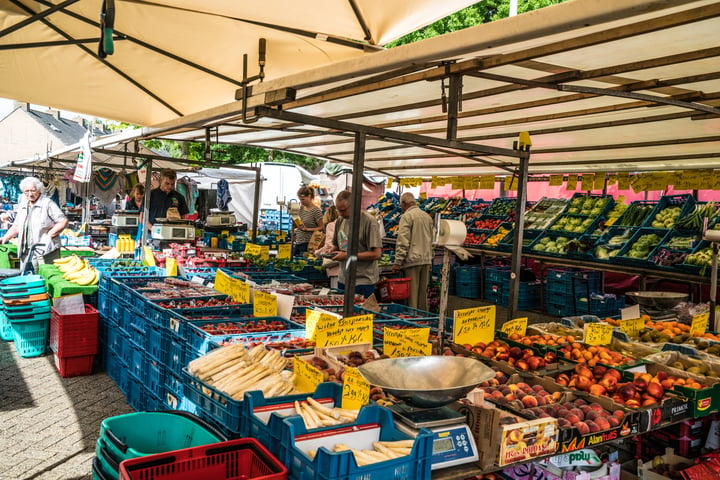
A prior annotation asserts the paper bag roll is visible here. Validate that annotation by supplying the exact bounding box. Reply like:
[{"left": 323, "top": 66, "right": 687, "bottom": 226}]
[{"left": 437, "top": 219, "right": 472, "bottom": 260}]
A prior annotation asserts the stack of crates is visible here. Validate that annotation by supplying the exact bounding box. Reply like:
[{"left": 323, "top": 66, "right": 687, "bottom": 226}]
[
  {"left": 260, "top": 208, "right": 291, "bottom": 233},
  {"left": 454, "top": 265, "right": 482, "bottom": 298},
  {"left": 49, "top": 304, "right": 99, "bottom": 377},
  {"left": 544, "top": 268, "right": 601, "bottom": 317},
  {"left": 484, "top": 265, "right": 541, "bottom": 310},
  {"left": 1, "top": 275, "right": 51, "bottom": 358}
]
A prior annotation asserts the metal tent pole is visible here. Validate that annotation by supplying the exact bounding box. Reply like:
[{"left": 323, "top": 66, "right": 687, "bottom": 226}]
[
  {"left": 343, "top": 132, "right": 366, "bottom": 318},
  {"left": 507, "top": 146, "right": 530, "bottom": 321},
  {"left": 141, "top": 159, "right": 153, "bottom": 252}
]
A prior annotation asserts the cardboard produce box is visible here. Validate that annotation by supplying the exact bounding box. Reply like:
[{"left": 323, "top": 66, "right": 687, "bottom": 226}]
[
  {"left": 450, "top": 399, "right": 558, "bottom": 468},
  {"left": 637, "top": 447, "right": 693, "bottom": 480}
]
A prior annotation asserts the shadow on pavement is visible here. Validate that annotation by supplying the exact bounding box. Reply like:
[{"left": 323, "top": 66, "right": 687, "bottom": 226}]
[{"left": 0, "top": 340, "right": 35, "bottom": 411}]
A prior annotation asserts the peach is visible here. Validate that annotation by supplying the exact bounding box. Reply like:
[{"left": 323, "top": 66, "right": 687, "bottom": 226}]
[
  {"left": 522, "top": 395, "right": 539, "bottom": 408},
  {"left": 589, "top": 403, "right": 605, "bottom": 412},
  {"left": 595, "top": 417, "right": 611, "bottom": 431},
  {"left": 573, "top": 398, "right": 588, "bottom": 407},
  {"left": 569, "top": 408, "right": 585, "bottom": 420},
  {"left": 575, "top": 376, "right": 594, "bottom": 392},
  {"left": 607, "top": 416, "right": 620, "bottom": 427},
  {"left": 593, "top": 365, "right": 608, "bottom": 379},
  {"left": 565, "top": 414, "right": 581, "bottom": 425},
  {"left": 532, "top": 384, "right": 545, "bottom": 393},
  {"left": 646, "top": 381, "right": 664, "bottom": 399},
  {"left": 575, "top": 422, "right": 590, "bottom": 435},
  {"left": 589, "top": 384, "right": 607, "bottom": 396},
  {"left": 515, "top": 359, "right": 530, "bottom": 371},
  {"left": 556, "top": 374, "right": 570, "bottom": 387},
  {"left": 586, "top": 420, "right": 600, "bottom": 433},
  {"left": 612, "top": 410, "right": 625, "bottom": 420},
  {"left": 557, "top": 417, "right": 571, "bottom": 427}
]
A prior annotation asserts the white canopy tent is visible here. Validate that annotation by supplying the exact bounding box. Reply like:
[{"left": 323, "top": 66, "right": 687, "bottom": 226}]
[{"left": 0, "top": 0, "right": 477, "bottom": 126}]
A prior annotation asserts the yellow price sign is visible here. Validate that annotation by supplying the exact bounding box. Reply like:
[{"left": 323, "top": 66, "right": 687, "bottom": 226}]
[
  {"left": 305, "top": 309, "right": 340, "bottom": 340},
  {"left": 253, "top": 291, "right": 278, "bottom": 317},
  {"left": 142, "top": 246, "right": 156, "bottom": 266},
  {"left": 583, "top": 322, "right": 614, "bottom": 346},
  {"left": 691, "top": 312, "right": 709, "bottom": 337},
  {"left": 244, "top": 243, "right": 262, "bottom": 256},
  {"left": 566, "top": 174, "right": 578, "bottom": 191},
  {"left": 214, "top": 269, "right": 250, "bottom": 303},
  {"left": 479, "top": 175, "right": 496, "bottom": 189},
  {"left": 314, "top": 314, "right": 373, "bottom": 348},
  {"left": 165, "top": 257, "right": 178, "bottom": 276},
  {"left": 501, "top": 317, "right": 528, "bottom": 337},
  {"left": 383, "top": 327, "right": 432, "bottom": 357},
  {"left": 454, "top": 305, "right": 496, "bottom": 346},
  {"left": 277, "top": 244, "right": 292, "bottom": 260},
  {"left": 259, "top": 245, "right": 270, "bottom": 261},
  {"left": 618, "top": 172, "right": 630, "bottom": 190},
  {"left": 293, "top": 356, "right": 325, "bottom": 393},
  {"left": 341, "top": 366, "right": 370, "bottom": 410},
  {"left": 620, "top": 318, "right": 645, "bottom": 337},
  {"left": 549, "top": 174, "right": 563, "bottom": 186}
]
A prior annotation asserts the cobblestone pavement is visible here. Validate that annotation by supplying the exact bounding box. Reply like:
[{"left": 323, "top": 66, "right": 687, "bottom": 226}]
[{"left": 0, "top": 342, "right": 132, "bottom": 480}]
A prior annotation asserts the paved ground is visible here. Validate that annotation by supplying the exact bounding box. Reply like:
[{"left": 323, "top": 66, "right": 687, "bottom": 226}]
[
  {"left": 0, "top": 343, "right": 132, "bottom": 480},
  {"left": 0, "top": 295, "right": 553, "bottom": 480}
]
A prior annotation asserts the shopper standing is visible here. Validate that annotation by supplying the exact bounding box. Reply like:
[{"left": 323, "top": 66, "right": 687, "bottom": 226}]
[
  {"left": 331, "top": 190, "right": 382, "bottom": 298},
  {"left": 314, "top": 205, "right": 340, "bottom": 288},
  {"left": 293, "top": 186, "right": 323, "bottom": 256},
  {"left": 392, "top": 192, "right": 434, "bottom": 310},
  {"left": 0, "top": 177, "right": 68, "bottom": 269}
]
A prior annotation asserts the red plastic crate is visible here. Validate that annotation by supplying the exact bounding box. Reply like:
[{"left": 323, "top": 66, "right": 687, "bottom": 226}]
[
  {"left": 119, "top": 438, "right": 287, "bottom": 480},
  {"left": 49, "top": 304, "right": 99, "bottom": 357},
  {"left": 377, "top": 277, "right": 411, "bottom": 302},
  {"left": 53, "top": 353, "right": 94, "bottom": 377}
]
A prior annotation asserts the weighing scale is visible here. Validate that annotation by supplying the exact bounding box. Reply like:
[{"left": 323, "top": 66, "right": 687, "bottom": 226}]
[
  {"left": 111, "top": 211, "right": 140, "bottom": 227},
  {"left": 625, "top": 291, "right": 688, "bottom": 321},
  {"left": 358, "top": 356, "right": 494, "bottom": 471},
  {"left": 390, "top": 403, "right": 479, "bottom": 470},
  {"left": 151, "top": 218, "right": 195, "bottom": 244},
  {"left": 206, "top": 210, "right": 237, "bottom": 227}
]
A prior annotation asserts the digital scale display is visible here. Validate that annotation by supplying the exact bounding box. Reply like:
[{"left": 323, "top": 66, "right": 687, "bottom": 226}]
[
  {"left": 432, "top": 436, "right": 455, "bottom": 454},
  {"left": 172, "top": 227, "right": 189, "bottom": 238}
]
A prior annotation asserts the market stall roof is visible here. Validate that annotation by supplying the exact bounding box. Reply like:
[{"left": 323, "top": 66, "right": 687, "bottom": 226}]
[
  {"left": 121, "top": 0, "right": 720, "bottom": 177},
  {"left": 0, "top": 0, "right": 477, "bottom": 126}
]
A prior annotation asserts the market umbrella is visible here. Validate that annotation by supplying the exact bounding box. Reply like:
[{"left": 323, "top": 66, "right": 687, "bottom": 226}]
[{"left": 0, "top": 0, "right": 477, "bottom": 126}]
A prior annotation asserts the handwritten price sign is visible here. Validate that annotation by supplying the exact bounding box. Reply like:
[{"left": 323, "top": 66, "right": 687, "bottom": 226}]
[
  {"left": 383, "top": 327, "right": 432, "bottom": 357},
  {"left": 277, "top": 244, "right": 292, "bottom": 260},
  {"left": 260, "top": 245, "right": 270, "bottom": 261},
  {"left": 691, "top": 312, "right": 709, "bottom": 337},
  {"left": 341, "top": 366, "right": 370, "bottom": 409},
  {"left": 293, "top": 356, "right": 324, "bottom": 393},
  {"left": 305, "top": 309, "right": 341, "bottom": 340},
  {"left": 244, "top": 243, "right": 262, "bottom": 256},
  {"left": 501, "top": 317, "right": 527, "bottom": 337},
  {"left": 315, "top": 314, "right": 373, "bottom": 347},
  {"left": 253, "top": 291, "right": 278, "bottom": 317},
  {"left": 583, "top": 322, "right": 614, "bottom": 346},
  {"left": 454, "top": 305, "right": 495, "bottom": 346},
  {"left": 620, "top": 318, "right": 644, "bottom": 337},
  {"left": 214, "top": 270, "right": 251, "bottom": 303}
]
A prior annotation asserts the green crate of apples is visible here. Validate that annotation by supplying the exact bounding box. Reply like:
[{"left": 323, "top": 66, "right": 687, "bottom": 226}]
[{"left": 615, "top": 228, "right": 668, "bottom": 265}]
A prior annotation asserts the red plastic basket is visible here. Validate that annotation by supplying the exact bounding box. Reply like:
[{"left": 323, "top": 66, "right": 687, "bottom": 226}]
[
  {"left": 53, "top": 353, "right": 94, "bottom": 377},
  {"left": 49, "top": 304, "right": 99, "bottom": 357},
  {"left": 377, "top": 277, "right": 411, "bottom": 302},
  {"left": 119, "top": 438, "right": 287, "bottom": 480}
]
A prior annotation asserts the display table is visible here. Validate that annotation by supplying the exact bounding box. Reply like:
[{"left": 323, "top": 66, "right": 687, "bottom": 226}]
[{"left": 38, "top": 264, "right": 98, "bottom": 300}]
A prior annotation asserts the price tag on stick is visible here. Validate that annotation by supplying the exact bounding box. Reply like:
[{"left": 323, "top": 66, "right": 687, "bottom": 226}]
[
  {"left": 454, "top": 305, "right": 496, "bottom": 346},
  {"left": 341, "top": 366, "right": 370, "bottom": 410},
  {"left": 383, "top": 327, "right": 432, "bottom": 357},
  {"left": 584, "top": 322, "right": 614, "bottom": 345},
  {"left": 691, "top": 312, "right": 709, "bottom": 337},
  {"left": 293, "top": 356, "right": 324, "bottom": 393},
  {"left": 501, "top": 317, "right": 528, "bottom": 337},
  {"left": 620, "top": 318, "right": 644, "bottom": 338}
]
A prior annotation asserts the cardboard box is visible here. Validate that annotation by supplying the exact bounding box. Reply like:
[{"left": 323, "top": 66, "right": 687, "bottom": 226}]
[
  {"left": 504, "top": 460, "right": 621, "bottom": 480},
  {"left": 450, "top": 399, "right": 558, "bottom": 468},
  {"left": 637, "top": 447, "right": 693, "bottom": 480}
]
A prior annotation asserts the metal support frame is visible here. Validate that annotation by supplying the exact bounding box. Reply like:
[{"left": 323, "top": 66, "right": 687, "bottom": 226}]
[
  {"left": 343, "top": 133, "right": 367, "bottom": 318},
  {"left": 140, "top": 158, "right": 153, "bottom": 250},
  {"left": 711, "top": 242, "right": 718, "bottom": 330},
  {"left": 252, "top": 168, "right": 261, "bottom": 243},
  {"left": 507, "top": 148, "right": 530, "bottom": 321}
]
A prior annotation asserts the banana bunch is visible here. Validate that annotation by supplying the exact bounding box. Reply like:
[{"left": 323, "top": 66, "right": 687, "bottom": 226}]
[{"left": 54, "top": 255, "right": 99, "bottom": 286}]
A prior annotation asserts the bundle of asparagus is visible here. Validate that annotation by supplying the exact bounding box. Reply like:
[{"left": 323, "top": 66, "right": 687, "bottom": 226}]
[
  {"left": 188, "top": 344, "right": 294, "bottom": 400},
  {"left": 307, "top": 440, "right": 415, "bottom": 466},
  {"left": 294, "top": 396, "right": 359, "bottom": 428}
]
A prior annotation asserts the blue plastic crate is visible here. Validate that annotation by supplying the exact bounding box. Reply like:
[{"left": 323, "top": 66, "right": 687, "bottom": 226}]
[
  {"left": 643, "top": 194, "right": 695, "bottom": 229},
  {"left": 454, "top": 265, "right": 482, "bottom": 284},
  {"left": 291, "top": 305, "right": 395, "bottom": 324},
  {"left": 105, "top": 350, "right": 126, "bottom": 386},
  {"left": 455, "top": 281, "right": 480, "bottom": 299},
  {"left": 242, "top": 382, "right": 343, "bottom": 457},
  {"left": 184, "top": 318, "right": 303, "bottom": 355},
  {"left": 126, "top": 336, "right": 146, "bottom": 381},
  {"left": 0, "top": 308, "right": 13, "bottom": 342},
  {"left": 545, "top": 299, "right": 578, "bottom": 317},
  {"left": 280, "top": 405, "right": 432, "bottom": 480},
  {"left": 493, "top": 282, "right": 542, "bottom": 310},
  {"left": 143, "top": 355, "right": 164, "bottom": 398},
  {"left": 163, "top": 331, "right": 189, "bottom": 375},
  {"left": 144, "top": 325, "right": 165, "bottom": 363},
  {"left": 545, "top": 268, "right": 601, "bottom": 296},
  {"left": 574, "top": 294, "right": 626, "bottom": 317},
  {"left": 182, "top": 367, "right": 244, "bottom": 434}
]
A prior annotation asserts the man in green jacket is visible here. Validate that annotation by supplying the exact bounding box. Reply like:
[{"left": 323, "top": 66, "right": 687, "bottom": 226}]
[{"left": 392, "top": 192, "right": 434, "bottom": 310}]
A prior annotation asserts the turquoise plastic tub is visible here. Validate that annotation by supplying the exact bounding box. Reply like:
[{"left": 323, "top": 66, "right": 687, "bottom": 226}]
[
  {"left": 98, "top": 411, "right": 226, "bottom": 469},
  {"left": 0, "top": 274, "right": 45, "bottom": 289}
]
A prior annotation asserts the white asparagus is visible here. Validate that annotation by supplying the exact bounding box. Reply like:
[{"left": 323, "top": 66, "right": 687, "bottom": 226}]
[
  {"left": 295, "top": 400, "right": 316, "bottom": 428},
  {"left": 372, "top": 442, "right": 402, "bottom": 459},
  {"left": 306, "top": 397, "right": 340, "bottom": 419},
  {"left": 189, "top": 344, "right": 246, "bottom": 376},
  {"left": 209, "top": 360, "right": 250, "bottom": 383},
  {"left": 375, "top": 440, "right": 415, "bottom": 449},
  {"left": 212, "top": 364, "right": 256, "bottom": 390},
  {"left": 301, "top": 402, "right": 323, "bottom": 428},
  {"left": 225, "top": 367, "right": 273, "bottom": 397}
]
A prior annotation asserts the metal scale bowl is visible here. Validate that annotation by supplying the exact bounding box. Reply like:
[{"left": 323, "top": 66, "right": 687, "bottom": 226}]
[
  {"left": 625, "top": 291, "right": 688, "bottom": 320},
  {"left": 358, "top": 356, "right": 494, "bottom": 470}
]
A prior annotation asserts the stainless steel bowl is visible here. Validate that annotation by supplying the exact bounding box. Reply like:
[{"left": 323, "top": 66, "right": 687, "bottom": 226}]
[
  {"left": 626, "top": 291, "right": 688, "bottom": 310},
  {"left": 357, "top": 356, "right": 495, "bottom": 408}
]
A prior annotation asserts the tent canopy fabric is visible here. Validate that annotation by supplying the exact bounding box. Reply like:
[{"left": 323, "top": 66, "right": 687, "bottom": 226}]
[
  {"left": 0, "top": 0, "right": 476, "bottom": 126},
  {"left": 126, "top": 0, "right": 720, "bottom": 177}
]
